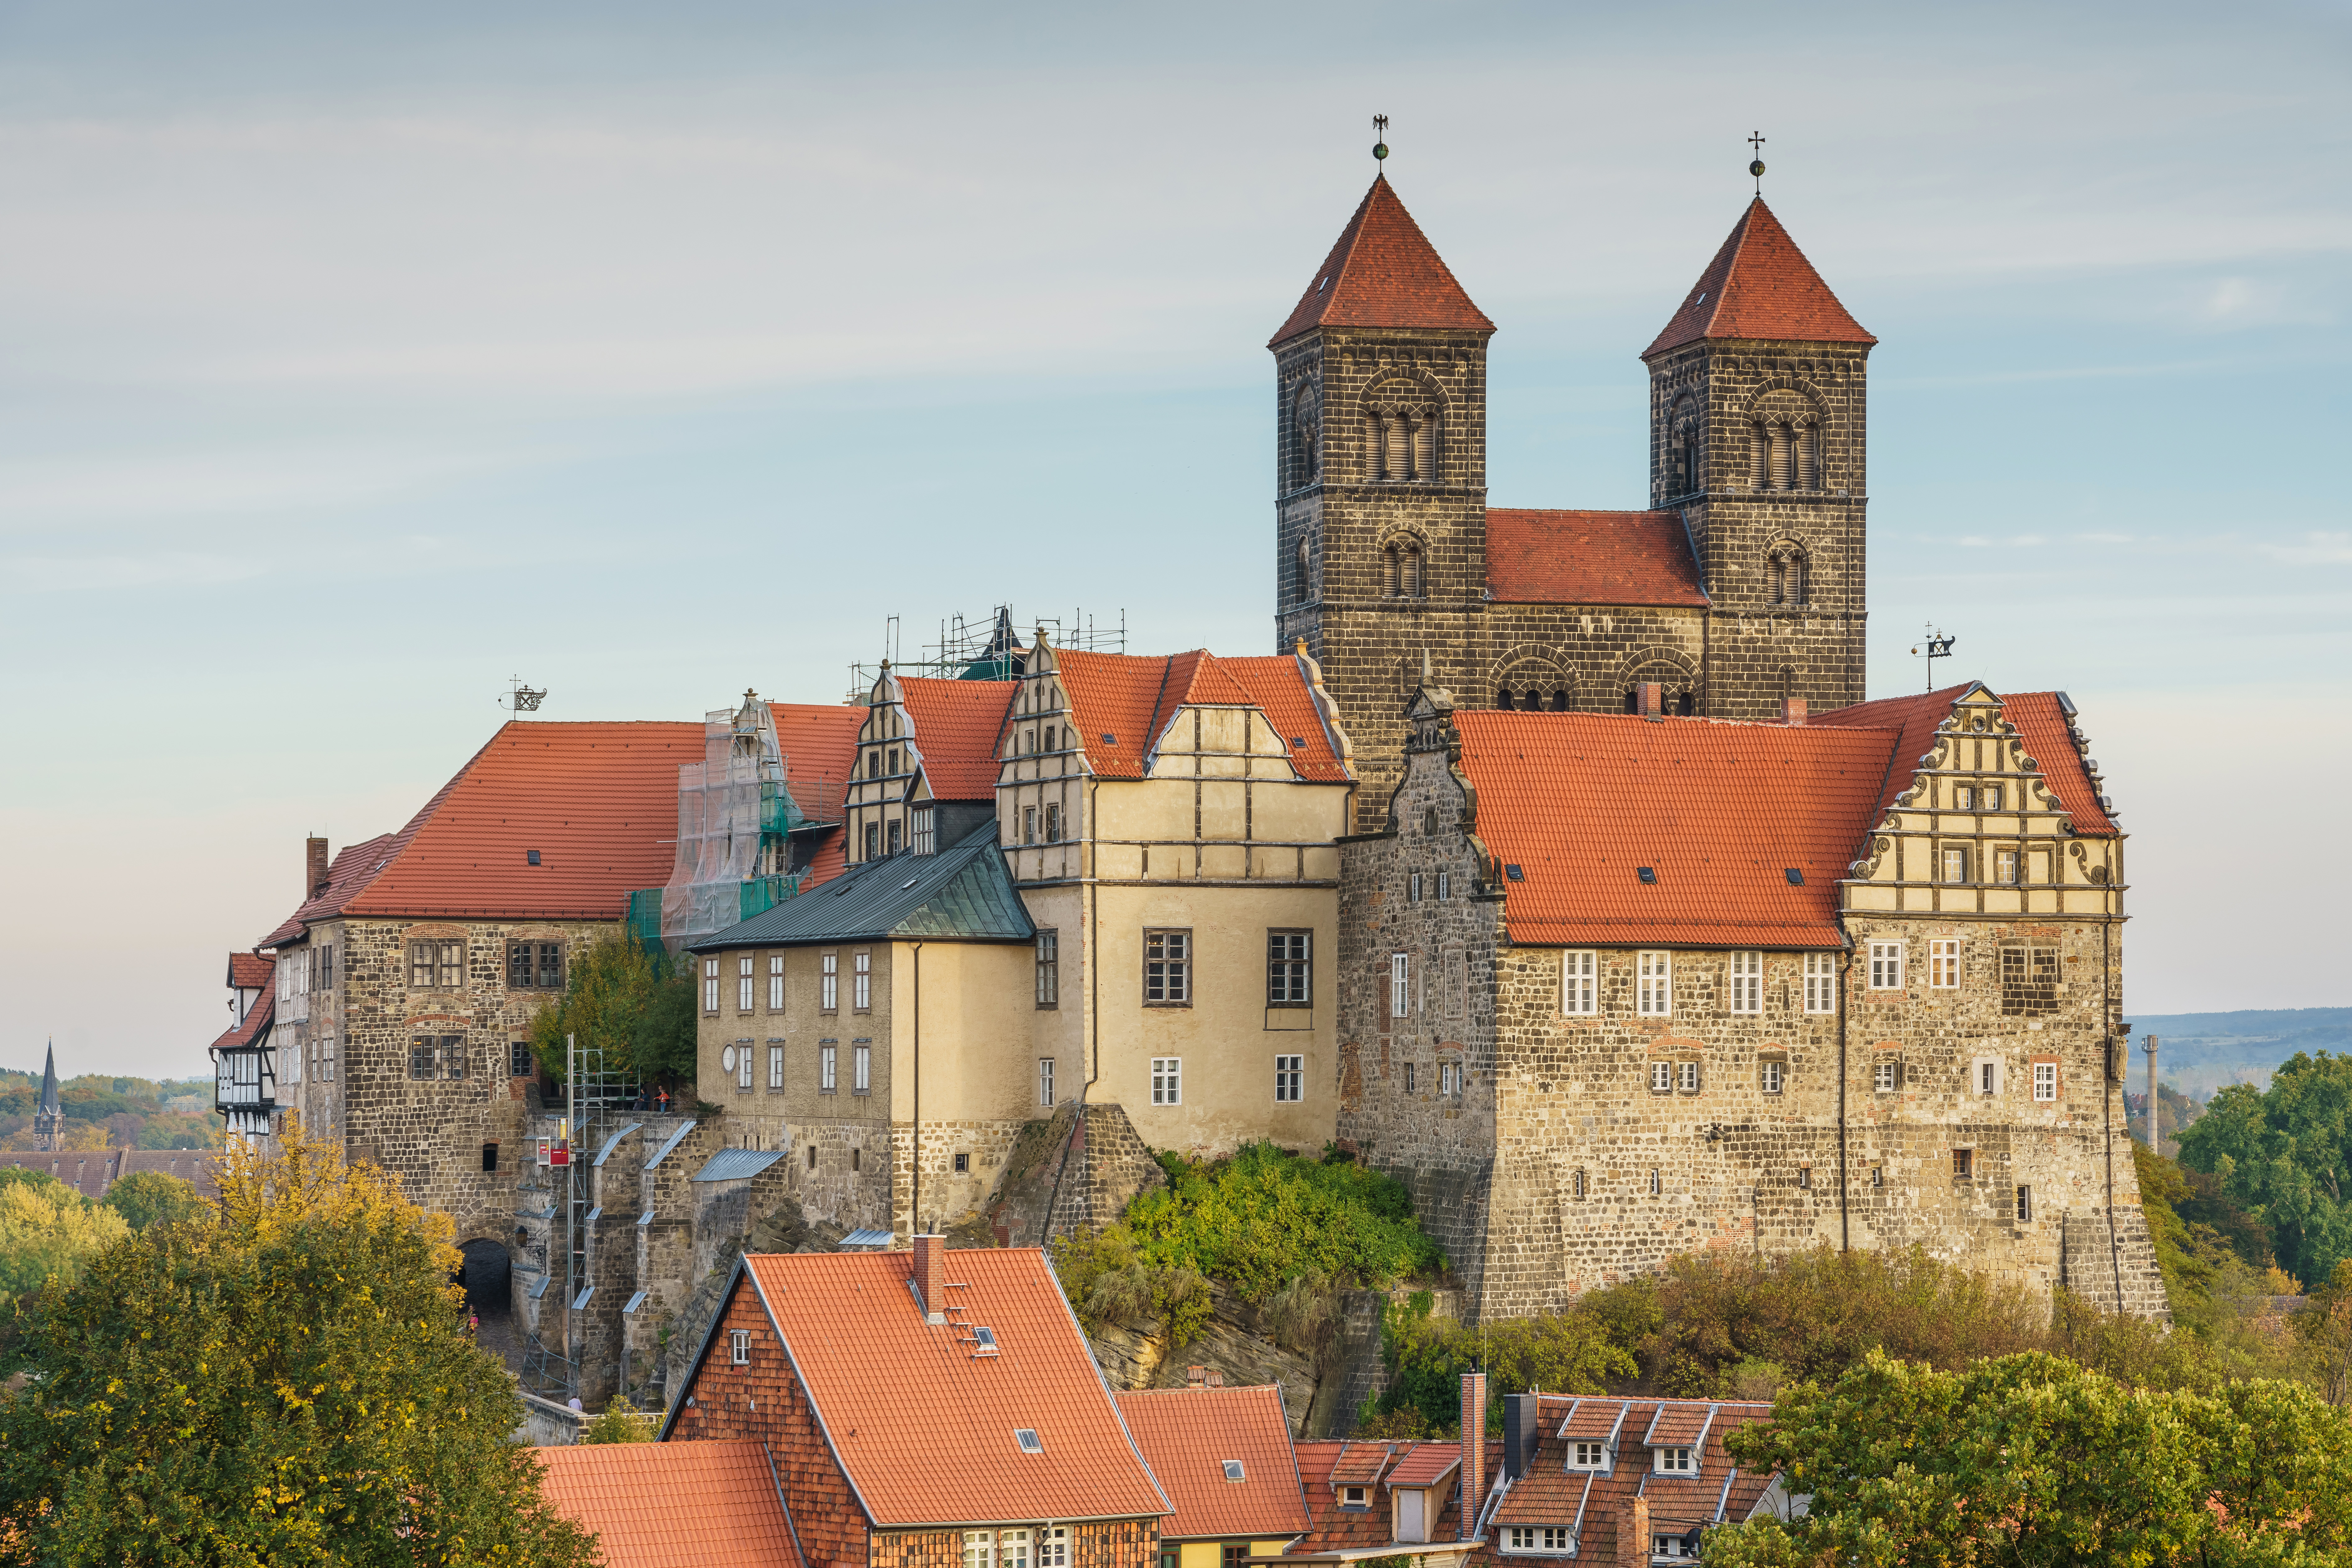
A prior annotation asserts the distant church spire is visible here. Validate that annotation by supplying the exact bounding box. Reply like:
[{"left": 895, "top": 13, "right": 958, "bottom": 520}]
[{"left": 34, "top": 1041, "right": 61, "bottom": 1152}]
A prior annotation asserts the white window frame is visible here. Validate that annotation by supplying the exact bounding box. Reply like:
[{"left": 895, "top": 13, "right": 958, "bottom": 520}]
[
  {"left": 1760, "top": 1060, "right": 1785, "bottom": 1094},
  {"left": 821, "top": 952, "right": 838, "bottom": 1011},
  {"left": 1678, "top": 1060, "right": 1701, "bottom": 1093},
  {"left": 1728, "top": 950, "right": 1762, "bottom": 1014},
  {"left": 738, "top": 954, "right": 754, "bottom": 1013},
  {"left": 1570, "top": 1440, "right": 1605, "bottom": 1469},
  {"left": 738, "top": 1045, "right": 754, "bottom": 1091},
  {"left": 1409, "top": 871, "right": 1423, "bottom": 903},
  {"left": 1561, "top": 950, "right": 1597, "bottom": 1015},
  {"left": 1930, "top": 938, "right": 1961, "bottom": 989},
  {"left": 768, "top": 954, "right": 784, "bottom": 1011},
  {"left": 963, "top": 1532, "right": 994, "bottom": 1568},
  {"left": 1868, "top": 941, "right": 1904, "bottom": 991},
  {"left": 911, "top": 805, "right": 936, "bottom": 857},
  {"left": 1389, "top": 952, "right": 1411, "bottom": 1018},
  {"left": 854, "top": 1043, "right": 871, "bottom": 1094},
  {"left": 729, "top": 1329, "right": 750, "bottom": 1365},
  {"left": 1151, "top": 1057, "right": 1181, "bottom": 1106},
  {"left": 1650, "top": 1061, "right": 1673, "bottom": 1094},
  {"left": 1439, "top": 1060, "right": 1462, "bottom": 1098},
  {"left": 1274, "top": 1054, "right": 1303, "bottom": 1103},
  {"left": 820, "top": 1044, "right": 837, "bottom": 1093},
  {"left": 1038, "top": 1057, "right": 1055, "bottom": 1106},
  {"left": 1144, "top": 929, "right": 1191, "bottom": 1005},
  {"left": 1875, "top": 1058, "right": 1899, "bottom": 1093},
  {"left": 1437, "top": 871, "right": 1451, "bottom": 900},
  {"left": 998, "top": 1529, "right": 1032, "bottom": 1568},
  {"left": 1995, "top": 847, "right": 2019, "bottom": 885},
  {"left": 1943, "top": 845, "right": 1970, "bottom": 884},
  {"left": 853, "top": 950, "right": 872, "bottom": 1011},
  {"left": 1655, "top": 1445, "right": 1695, "bottom": 1475},
  {"left": 2033, "top": 1060, "right": 2058, "bottom": 1102},
  {"left": 1638, "top": 951, "right": 1672, "bottom": 1016},
  {"left": 704, "top": 957, "right": 720, "bottom": 1013},
  {"left": 1975, "top": 1057, "right": 2003, "bottom": 1097},
  {"left": 766, "top": 1043, "right": 784, "bottom": 1090},
  {"left": 1803, "top": 952, "right": 1837, "bottom": 1014},
  {"left": 1035, "top": 1527, "right": 1066, "bottom": 1568}
]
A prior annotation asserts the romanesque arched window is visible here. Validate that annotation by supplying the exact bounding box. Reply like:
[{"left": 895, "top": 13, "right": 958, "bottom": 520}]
[
  {"left": 1294, "top": 536, "right": 1311, "bottom": 602},
  {"left": 1386, "top": 544, "right": 1423, "bottom": 599},
  {"left": 1766, "top": 543, "right": 1809, "bottom": 607},
  {"left": 1749, "top": 416, "right": 1820, "bottom": 492},
  {"left": 1292, "top": 384, "right": 1318, "bottom": 486},
  {"left": 1366, "top": 387, "right": 1439, "bottom": 483}
]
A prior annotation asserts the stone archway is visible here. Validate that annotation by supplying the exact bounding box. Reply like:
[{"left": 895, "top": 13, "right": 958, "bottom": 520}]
[{"left": 457, "top": 1237, "right": 521, "bottom": 1369}]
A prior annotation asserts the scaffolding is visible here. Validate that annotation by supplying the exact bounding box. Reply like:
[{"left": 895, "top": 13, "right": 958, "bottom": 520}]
[
  {"left": 626, "top": 691, "right": 808, "bottom": 960},
  {"left": 519, "top": 1031, "right": 642, "bottom": 1403},
  {"left": 844, "top": 604, "right": 1125, "bottom": 698}
]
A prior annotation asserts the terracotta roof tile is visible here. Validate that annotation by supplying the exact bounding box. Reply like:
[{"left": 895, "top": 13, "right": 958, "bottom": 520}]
[
  {"left": 1051, "top": 648, "right": 1171, "bottom": 781},
  {"left": 900, "top": 678, "right": 1019, "bottom": 801},
  {"left": 1452, "top": 711, "right": 1898, "bottom": 948},
  {"left": 0, "top": 1149, "right": 223, "bottom": 1201},
  {"left": 534, "top": 1439, "right": 803, "bottom": 1568},
  {"left": 1049, "top": 648, "right": 1349, "bottom": 787},
  {"left": 1324, "top": 1442, "right": 1394, "bottom": 1489},
  {"left": 1270, "top": 178, "right": 1494, "bottom": 348},
  {"left": 226, "top": 952, "right": 273, "bottom": 991},
  {"left": 1494, "top": 1397, "right": 1776, "bottom": 1561},
  {"left": 258, "top": 832, "right": 399, "bottom": 948},
  {"left": 1219, "top": 655, "right": 1354, "bottom": 784},
  {"left": 738, "top": 1248, "right": 1168, "bottom": 1527},
  {"left": 1384, "top": 1446, "right": 1462, "bottom": 1487},
  {"left": 1114, "top": 1385, "right": 1311, "bottom": 1541},
  {"left": 2004, "top": 692, "right": 2118, "bottom": 834},
  {"left": 206, "top": 988, "right": 273, "bottom": 1055},
  {"left": 1291, "top": 1440, "right": 1497, "bottom": 1554},
  {"left": 1484, "top": 511, "right": 1709, "bottom": 608},
  {"left": 1643, "top": 198, "right": 1874, "bottom": 359},
  {"left": 769, "top": 701, "right": 865, "bottom": 890},
  {"left": 1804, "top": 683, "right": 1970, "bottom": 822}
]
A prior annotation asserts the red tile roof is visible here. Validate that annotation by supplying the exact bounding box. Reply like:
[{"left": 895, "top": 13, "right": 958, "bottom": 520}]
[
  {"left": 1452, "top": 711, "right": 1899, "bottom": 949},
  {"left": 534, "top": 1439, "right": 803, "bottom": 1568},
  {"left": 1484, "top": 511, "right": 1708, "bottom": 608},
  {"left": 1291, "top": 1439, "right": 1497, "bottom": 1554},
  {"left": 1803, "top": 683, "right": 1970, "bottom": 822},
  {"left": 1114, "top": 1385, "right": 1311, "bottom": 1541},
  {"left": 733, "top": 1248, "right": 1168, "bottom": 1527},
  {"left": 1384, "top": 1446, "right": 1462, "bottom": 1487},
  {"left": 772, "top": 701, "right": 869, "bottom": 889},
  {"left": 1051, "top": 649, "right": 1351, "bottom": 785},
  {"left": 2005, "top": 692, "right": 2118, "bottom": 835},
  {"left": 1643, "top": 198, "right": 1874, "bottom": 359},
  {"left": 206, "top": 988, "right": 274, "bottom": 1055},
  {"left": 1269, "top": 178, "right": 1495, "bottom": 348},
  {"left": 1492, "top": 1396, "right": 1775, "bottom": 1562},
  {"left": 901, "top": 678, "right": 1018, "bottom": 801},
  {"left": 258, "top": 833, "right": 398, "bottom": 948},
  {"left": 226, "top": 952, "right": 273, "bottom": 991}
]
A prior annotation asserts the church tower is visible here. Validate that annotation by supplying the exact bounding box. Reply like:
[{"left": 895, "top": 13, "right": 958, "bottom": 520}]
[
  {"left": 1643, "top": 198, "right": 1876, "bottom": 718},
  {"left": 1270, "top": 174, "right": 1495, "bottom": 828}
]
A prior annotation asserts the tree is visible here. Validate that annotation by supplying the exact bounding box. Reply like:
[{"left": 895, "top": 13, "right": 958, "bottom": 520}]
[
  {"left": 578, "top": 1396, "right": 654, "bottom": 1445},
  {"left": 101, "top": 1169, "right": 210, "bottom": 1233},
  {"left": 1374, "top": 1292, "right": 1633, "bottom": 1434},
  {"left": 1705, "top": 1350, "right": 2352, "bottom": 1568},
  {"left": 0, "top": 1121, "right": 600, "bottom": 1565},
  {"left": 526, "top": 932, "right": 693, "bottom": 1088},
  {"left": 2179, "top": 1052, "right": 2352, "bottom": 1289},
  {"left": 0, "top": 1171, "right": 128, "bottom": 1298}
]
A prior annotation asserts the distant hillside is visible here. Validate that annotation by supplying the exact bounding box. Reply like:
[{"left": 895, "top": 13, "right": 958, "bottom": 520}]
[
  {"left": 0, "top": 1070, "right": 220, "bottom": 1151},
  {"left": 2124, "top": 1008, "right": 2352, "bottom": 1099}
]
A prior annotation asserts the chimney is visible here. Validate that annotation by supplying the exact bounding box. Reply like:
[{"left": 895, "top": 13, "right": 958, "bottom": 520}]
[
  {"left": 305, "top": 836, "right": 330, "bottom": 898},
  {"left": 1458, "top": 1372, "right": 1487, "bottom": 1541},
  {"left": 1502, "top": 1392, "right": 1539, "bottom": 1480},
  {"left": 912, "top": 1234, "right": 945, "bottom": 1324},
  {"left": 1636, "top": 683, "right": 1663, "bottom": 721},
  {"left": 1617, "top": 1496, "right": 1651, "bottom": 1568},
  {"left": 2144, "top": 1035, "right": 2162, "bottom": 1157},
  {"left": 1780, "top": 696, "right": 1807, "bottom": 726},
  {"left": 1187, "top": 1364, "right": 1206, "bottom": 1387}
]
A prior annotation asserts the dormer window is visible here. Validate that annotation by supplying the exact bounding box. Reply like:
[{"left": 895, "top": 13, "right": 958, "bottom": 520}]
[
  {"left": 1654, "top": 1445, "right": 1695, "bottom": 1474},
  {"left": 1341, "top": 1485, "right": 1368, "bottom": 1509}
]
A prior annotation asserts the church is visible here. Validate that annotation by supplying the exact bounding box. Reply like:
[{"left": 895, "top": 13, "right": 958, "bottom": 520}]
[{"left": 1272, "top": 168, "right": 1873, "bottom": 828}]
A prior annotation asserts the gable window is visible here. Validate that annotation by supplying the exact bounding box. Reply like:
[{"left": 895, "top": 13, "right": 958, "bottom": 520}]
[
  {"left": 854, "top": 1043, "right": 871, "bottom": 1094},
  {"left": 1268, "top": 930, "right": 1311, "bottom": 1005},
  {"left": 820, "top": 953, "right": 839, "bottom": 1011},
  {"left": 1145, "top": 930, "right": 1192, "bottom": 1005},
  {"left": 1728, "top": 950, "right": 1762, "bottom": 1014},
  {"left": 1503, "top": 1526, "right": 1572, "bottom": 1553},
  {"left": 1943, "top": 846, "right": 1970, "bottom": 883},
  {"left": 409, "top": 940, "right": 464, "bottom": 990},
  {"left": 864, "top": 823, "right": 881, "bottom": 861},
  {"left": 911, "top": 806, "right": 936, "bottom": 855},
  {"left": 729, "top": 1329, "right": 750, "bottom": 1365},
  {"left": 853, "top": 950, "right": 872, "bottom": 1011},
  {"left": 1151, "top": 1057, "right": 1181, "bottom": 1106},
  {"left": 1571, "top": 1440, "right": 1606, "bottom": 1469},
  {"left": 1650, "top": 1061, "right": 1673, "bottom": 1094},
  {"left": 1561, "top": 950, "right": 1597, "bottom": 1015},
  {"left": 887, "top": 819, "right": 903, "bottom": 856},
  {"left": 738, "top": 955, "right": 755, "bottom": 1012},
  {"left": 768, "top": 1044, "right": 784, "bottom": 1091},
  {"left": 768, "top": 954, "right": 784, "bottom": 1010},
  {"left": 703, "top": 957, "right": 720, "bottom": 1013},
  {"left": 1036, "top": 929, "right": 1060, "bottom": 1007},
  {"left": 1868, "top": 941, "right": 1904, "bottom": 990},
  {"left": 1656, "top": 1446, "right": 1695, "bottom": 1474},
  {"left": 508, "top": 941, "right": 563, "bottom": 990},
  {"left": 1995, "top": 847, "right": 2019, "bottom": 884},
  {"left": 2033, "top": 1059, "right": 2058, "bottom": 1101},
  {"left": 1341, "top": 1485, "right": 1369, "bottom": 1509},
  {"left": 820, "top": 1044, "right": 837, "bottom": 1093},
  {"left": 1043, "top": 801, "right": 1062, "bottom": 842},
  {"left": 2000, "top": 946, "right": 2060, "bottom": 1016},
  {"left": 1804, "top": 951, "right": 1837, "bottom": 1013},
  {"left": 1038, "top": 1056, "right": 1055, "bottom": 1106},
  {"left": 1274, "top": 1055, "right": 1303, "bottom": 1103},
  {"left": 1760, "top": 1060, "right": 1785, "bottom": 1094},
  {"left": 1929, "top": 938, "right": 1961, "bottom": 988},
  {"left": 1956, "top": 785, "right": 1976, "bottom": 810},
  {"left": 1390, "top": 953, "right": 1411, "bottom": 1018},
  {"left": 1638, "top": 951, "right": 1672, "bottom": 1016},
  {"left": 1023, "top": 807, "right": 1037, "bottom": 845}
]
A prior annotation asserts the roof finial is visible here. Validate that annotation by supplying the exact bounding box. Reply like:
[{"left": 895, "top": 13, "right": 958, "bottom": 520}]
[
  {"left": 1373, "top": 114, "right": 1389, "bottom": 172},
  {"left": 1748, "top": 131, "right": 1767, "bottom": 196}
]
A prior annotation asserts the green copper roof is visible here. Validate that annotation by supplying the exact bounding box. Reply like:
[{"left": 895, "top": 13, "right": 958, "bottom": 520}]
[{"left": 687, "top": 823, "right": 1033, "bottom": 950}]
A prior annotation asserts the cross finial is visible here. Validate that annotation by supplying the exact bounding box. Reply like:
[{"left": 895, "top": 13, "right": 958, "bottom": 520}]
[
  {"left": 1373, "top": 114, "right": 1389, "bottom": 170},
  {"left": 1747, "top": 131, "right": 1767, "bottom": 195}
]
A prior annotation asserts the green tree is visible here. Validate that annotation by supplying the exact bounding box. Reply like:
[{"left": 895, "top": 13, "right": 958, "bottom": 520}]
[
  {"left": 2179, "top": 1052, "right": 2352, "bottom": 1289},
  {"left": 1374, "top": 1292, "right": 1633, "bottom": 1434},
  {"left": 0, "top": 1173, "right": 128, "bottom": 1297},
  {"left": 0, "top": 1121, "right": 600, "bottom": 1565},
  {"left": 526, "top": 932, "right": 693, "bottom": 1088},
  {"left": 1706, "top": 1350, "right": 2352, "bottom": 1568},
  {"left": 578, "top": 1396, "right": 655, "bottom": 1445},
  {"left": 101, "top": 1169, "right": 211, "bottom": 1233}
]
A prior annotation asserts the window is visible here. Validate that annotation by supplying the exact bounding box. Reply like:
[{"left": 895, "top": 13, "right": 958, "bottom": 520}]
[
  {"left": 1943, "top": 846, "right": 1970, "bottom": 884},
  {"left": 1037, "top": 1528, "right": 1067, "bottom": 1568},
  {"left": 1038, "top": 1057, "right": 1055, "bottom": 1106},
  {"left": 953, "top": 1151, "right": 969, "bottom": 1174},
  {"left": 703, "top": 957, "right": 720, "bottom": 1013},
  {"left": 852, "top": 1147, "right": 861, "bottom": 1172},
  {"left": 1649, "top": 1168, "right": 1661, "bottom": 1194},
  {"left": 409, "top": 1034, "right": 463, "bottom": 1080},
  {"left": 2034, "top": 1060, "right": 2058, "bottom": 1101},
  {"left": 1656, "top": 1446, "right": 1695, "bottom": 1474},
  {"left": 1975, "top": 1058, "right": 2003, "bottom": 1097},
  {"left": 409, "top": 940, "right": 463, "bottom": 989},
  {"left": 769, "top": 1044, "right": 784, "bottom": 1091},
  {"left": 1875, "top": 1057, "right": 1902, "bottom": 1093},
  {"left": 1145, "top": 930, "right": 1191, "bottom": 1005},
  {"left": 1678, "top": 1060, "right": 1701, "bottom": 1093},
  {"left": 738, "top": 1044, "right": 754, "bottom": 1091},
  {"left": 853, "top": 950, "right": 872, "bottom": 1011},
  {"left": 1571, "top": 1440, "right": 1605, "bottom": 1468},
  {"left": 1023, "top": 806, "right": 1037, "bottom": 845},
  {"left": 1389, "top": 953, "right": 1411, "bottom": 1019},
  {"left": 1275, "top": 1055, "right": 1303, "bottom": 1103},
  {"left": 821, "top": 953, "right": 838, "bottom": 1011},
  {"left": 2001, "top": 946, "right": 2060, "bottom": 1015},
  {"left": 1044, "top": 802, "right": 1061, "bottom": 843},
  {"left": 507, "top": 941, "right": 563, "bottom": 990},
  {"left": 1728, "top": 950, "right": 1762, "bottom": 1014},
  {"left": 1930, "top": 939, "right": 1961, "bottom": 988},
  {"left": 730, "top": 1329, "right": 750, "bottom": 1365},
  {"left": 1760, "top": 1060, "right": 1785, "bottom": 1094},
  {"left": 886, "top": 746, "right": 900, "bottom": 777},
  {"left": 864, "top": 823, "right": 880, "bottom": 861},
  {"left": 854, "top": 1043, "right": 871, "bottom": 1094},
  {"left": 1437, "top": 871, "right": 1451, "bottom": 900},
  {"left": 318, "top": 943, "right": 335, "bottom": 990},
  {"left": 1405, "top": 1062, "right": 1416, "bottom": 1093},
  {"left": 2016, "top": 1184, "right": 2033, "bottom": 1220},
  {"left": 1268, "top": 930, "right": 1311, "bottom": 1005},
  {"left": 1035, "top": 930, "right": 1059, "bottom": 1007},
  {"left": 738, "top": 955, "right": 754, "bottom": 1012},
  {"left": 1573, "top": 1169, "right": 1587, "bottom": 1199},
  {"left": 481, "top": 1141, "right": 498, "bottom": 1173},
  {"left": 1341, "top": 1486, "right": 1369, "bottom": 1510},
  {"left": 820, "top": 1044, "right": 837, "bottom": 1093},
  {"left": 1995, "top": 848, "right": 2019, "bottom": 885},
  {"left": 1561, "top": 950, "right": 1597, "bottom": 1015},
  {"left": 1798, "top": 1165, "right": 1813, "bottom": 1189},
  {"left": 1650, "top": 1061, "right": 1673, "bottom": 1094},
  {"left": 1638, "top": 951, "right": 1672, "bottom": 1015},
  {"left": 1985, "top": 785, "right": 2004, "bottom": 809},
  {"left": 1409, "top": 871, "right": 1423, "bottom": 904},
  {"left": 768, "top": 954, "right": 784, "bottom": 1011},
  {"left": 1440, "top": 1060, "right": 1463, "bottom": 1097},
  {"left": 1953, "top": 1148, "right": 1975, "bottom": 1180},
  {"left": 317, "top": 1036, "right": 336, "bottom": 1082},
  {"left": 1804, "top": 952, "right": 1837, "bottom": 1014},
  {"left": 911, "top": 806, "right": 935, "bottom": 856},
  {"left": 807, "top": 1144, "right": 817, "bottom": 1169},
  {"left": 887, "top": 820, "right": 902, "bottom": 856},
  {"left": 511, "top": 1041, "right": 533, "bottom": 1078},
  {"left": 1001, "top": 1529, "right": 1032, "bottom": 1568},
  {"left": 1221, "top": 1547, "right": 1247, "bottom": 1568},
  {"left": 1222, "top": 1460, "right": 1246, "bottom": 1483},
  {"left": 1504, "top": 1526, "right": 1571, "bottom": 1553},
  {"left": 1956, "top": 785, "right": 1976, "bottom": 810},
  {"left": 1151, "top": 1058, "right": 1181, "bottom": 1106},
  {"left": 1868, "top": 941, "right": 1904, "bottom": 990},
  {"left": 964, "top": 1533, "right": 994, "bottom": 1568}
]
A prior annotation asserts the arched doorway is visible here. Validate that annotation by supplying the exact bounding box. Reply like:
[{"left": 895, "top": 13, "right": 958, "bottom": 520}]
[{"left": 457, "top": 1238, "right": 519, "bottom": 1369}]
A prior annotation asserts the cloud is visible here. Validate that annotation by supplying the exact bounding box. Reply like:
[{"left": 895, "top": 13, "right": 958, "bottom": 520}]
[{"left": 2260, "top": 531, "right": 2352, "bottom": 566}]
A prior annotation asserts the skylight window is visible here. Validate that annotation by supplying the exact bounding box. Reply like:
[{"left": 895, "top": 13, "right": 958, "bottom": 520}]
[
  {"left": 1101, "top": 733, "right": 1117, "bottom": 745},
  {"left": 1222, "top": 1460, "right": 1246, "bottom": 1482},
  {"left": 1638, "top": 867, "right": 1658, "bottom": 884},
  {"left": 1504, "top": 864, "right": 1525, "bottom": 881},
  {"left": 974, "top": 1326, "right": 998, "bottom": 1348},
  {"left": 1784, "top": 868, "right": 1804, "bottom": 885},
  {"left": 1015, "top": 1428, "right": 1043, "bottom": 1453}
]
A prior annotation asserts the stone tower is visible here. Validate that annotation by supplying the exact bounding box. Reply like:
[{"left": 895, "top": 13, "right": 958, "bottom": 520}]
[
  {"left": 1270, "top": 175, "right": 1496, "bottom": 829},
  {"left": 1642, "top": 198, "right": 1875, "bottom": 718}
]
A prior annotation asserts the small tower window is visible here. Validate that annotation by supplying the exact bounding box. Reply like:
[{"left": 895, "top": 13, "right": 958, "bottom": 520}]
[
  {"left": 1386, "top": 544, "right": 1423, "bottom": 599},
  {"left": 1294, "top": 537, "right": 1310, "bottom": 602}
]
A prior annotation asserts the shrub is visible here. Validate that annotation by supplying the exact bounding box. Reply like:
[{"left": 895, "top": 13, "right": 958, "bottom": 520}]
[
  {"left": 102, "top": 1170, "right": 210, "bottom": 1233},
  {"left": 1374, "top": 1291, "right": 1633, "bottom": 1435},
  {"left": 579, "top": 1396, "right": 655, "bottom": 1445}
]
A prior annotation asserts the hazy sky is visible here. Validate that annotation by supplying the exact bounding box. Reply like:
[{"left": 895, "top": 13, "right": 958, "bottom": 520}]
[{"left": 3, "top": 1, "right": 2346, "bottom": 1078}]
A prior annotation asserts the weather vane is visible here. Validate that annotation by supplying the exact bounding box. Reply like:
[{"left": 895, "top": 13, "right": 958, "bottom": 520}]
[
  {"left": 1373, "top": 114, "right": 1389, "bottom": 169},
  {"left": 500, "top": 676, "right": 547, "bottom": 712},
  {"left": 1909, "top": 625, "right": 1956, "bottom": 691},
  {"left": 1748, "top": 131, "right": 1766, "bottom": 195}
]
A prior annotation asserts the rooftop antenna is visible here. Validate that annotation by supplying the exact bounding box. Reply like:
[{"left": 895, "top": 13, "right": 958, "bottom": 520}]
[
  {"left": 1909, "top": 625, "right": 1956, "bottom": 691},
  {"left": 500, "top": 676, "right": 546, "bottom": 712},
  {"left": 1372, "top": 114, "right": 1389, "bottom": 172},
  {"left": 1748, "top": 131, "right": 1767, "bottom": 196}
]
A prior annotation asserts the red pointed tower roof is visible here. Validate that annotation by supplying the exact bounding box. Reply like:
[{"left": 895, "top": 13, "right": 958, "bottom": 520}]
[
  {"left": 1269, "top": 177, "right": 1494, "bottom": 347},
  {"left": 1643, "top": 198, "right": 1874, "bottom": 358}
]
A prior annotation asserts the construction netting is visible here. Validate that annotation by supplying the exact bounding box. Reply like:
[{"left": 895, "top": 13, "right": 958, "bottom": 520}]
[{"left": 627, "top": 693, "right": 807, "bottom": 959}]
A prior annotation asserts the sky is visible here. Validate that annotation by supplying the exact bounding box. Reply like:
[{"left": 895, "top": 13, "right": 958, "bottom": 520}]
[{"left": 2, "top": 0, "right": 2347, "bottom": 1078}]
